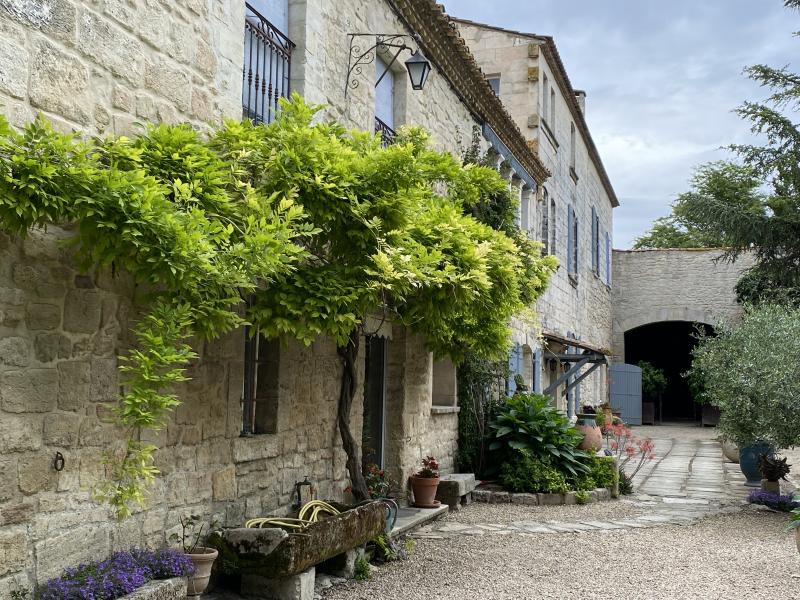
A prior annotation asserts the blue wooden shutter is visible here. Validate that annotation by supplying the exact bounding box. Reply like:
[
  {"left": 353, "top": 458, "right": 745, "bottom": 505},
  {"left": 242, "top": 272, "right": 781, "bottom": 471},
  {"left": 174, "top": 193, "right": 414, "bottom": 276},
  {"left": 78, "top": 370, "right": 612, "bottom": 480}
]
[
  {"left": 507, "top": 343, "right": 521, "bottom": 395},
  {"left": 533, "top": 348, "right": 542, "bottom": 394},
  {"left": 567, "top": 206, "right": 574, "bottom": 274},
  {"left": 574, "top": 208, "right": 579, "bottom": 274},
  {"left": 375, "top": 57, "right": 395, "bottom": 128},
  {"left": 591, "top": 207, "right": 598, "bottom": 274}
]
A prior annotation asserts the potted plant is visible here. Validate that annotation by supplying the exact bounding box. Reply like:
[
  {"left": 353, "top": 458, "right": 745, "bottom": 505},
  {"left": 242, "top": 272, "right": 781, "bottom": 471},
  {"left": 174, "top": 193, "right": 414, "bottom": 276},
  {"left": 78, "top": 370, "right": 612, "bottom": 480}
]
[
  {"left": 690, "top": 307, "right": 800, "bottom": 487},
  {"left": 720, "top": 437, "right": 739, "bottom": 464},
  {"left": 410, "top": 456, "right": 440, "bottom": 508},
  {"left": 575, "top": 411, "right": 602, "bottom": 451},
  {"left": 758, "top": 454, "right": 791, "bottom": 493},
  {"left": 364, "top": 462, "right": 399, "bottom": 531},
  {"left": 639, "top": 361, "right": 666, "bottom": 425},
  {"left": 170, "top": 515, "right": 219, "bottom": 596},
  {"left": 599, "top": 402, "right": 613, "bottom": 426},
  {"left": 685, "top": 362, "right": 719, "bottom": 426}
]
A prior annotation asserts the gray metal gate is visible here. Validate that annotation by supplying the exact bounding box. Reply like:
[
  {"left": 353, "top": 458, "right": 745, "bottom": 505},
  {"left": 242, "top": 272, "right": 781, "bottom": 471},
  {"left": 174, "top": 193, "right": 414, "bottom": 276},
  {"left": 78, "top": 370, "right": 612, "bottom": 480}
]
[{"left": 610, "top": 363, "right": 642, "bottom": 425}]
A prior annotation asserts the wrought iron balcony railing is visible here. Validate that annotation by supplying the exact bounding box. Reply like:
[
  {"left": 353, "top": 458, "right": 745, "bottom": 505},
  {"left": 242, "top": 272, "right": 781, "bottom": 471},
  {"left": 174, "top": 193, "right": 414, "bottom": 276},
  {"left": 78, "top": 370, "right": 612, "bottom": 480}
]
[
  {"left": 375, "top": 116, "right": 396, "bottom": 148},
  {"left": 243, "top": 3, "right": 294, "bottom": 124}
]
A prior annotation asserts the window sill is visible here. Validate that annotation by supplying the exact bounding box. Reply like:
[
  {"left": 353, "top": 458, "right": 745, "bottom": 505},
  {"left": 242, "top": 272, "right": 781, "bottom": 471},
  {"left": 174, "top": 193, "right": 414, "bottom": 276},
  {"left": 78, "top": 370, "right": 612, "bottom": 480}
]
[
  {"left": 431, "top": 406, "right": 460, "bottom": 415},
  {"left": 569, "top": 167, "right": 579, "bottom": 184},
  {"left": 233, "top": 433, "right": 280, "bottom": 463}
]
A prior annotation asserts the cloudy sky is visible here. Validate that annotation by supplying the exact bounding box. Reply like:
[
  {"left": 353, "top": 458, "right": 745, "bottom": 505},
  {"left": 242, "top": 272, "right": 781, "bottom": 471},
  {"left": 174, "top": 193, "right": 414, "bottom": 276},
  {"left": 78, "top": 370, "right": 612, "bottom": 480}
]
[{"left": 447, "top": 0, "right": 798, "bottom": 248}]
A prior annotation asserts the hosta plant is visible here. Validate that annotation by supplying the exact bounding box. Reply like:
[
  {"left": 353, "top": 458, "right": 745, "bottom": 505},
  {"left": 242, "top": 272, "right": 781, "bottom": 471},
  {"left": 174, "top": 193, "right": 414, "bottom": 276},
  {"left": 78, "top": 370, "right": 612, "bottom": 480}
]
[{"left": 489, "top": 393, "right": 589, "bottom": 477}]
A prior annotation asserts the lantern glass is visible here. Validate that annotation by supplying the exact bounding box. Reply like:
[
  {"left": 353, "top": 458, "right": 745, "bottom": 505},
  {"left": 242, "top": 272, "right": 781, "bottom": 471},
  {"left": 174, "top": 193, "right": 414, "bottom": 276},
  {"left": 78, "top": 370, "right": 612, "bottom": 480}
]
[{"left": 404, "top": 49, "right": 431, "bottom": 90}]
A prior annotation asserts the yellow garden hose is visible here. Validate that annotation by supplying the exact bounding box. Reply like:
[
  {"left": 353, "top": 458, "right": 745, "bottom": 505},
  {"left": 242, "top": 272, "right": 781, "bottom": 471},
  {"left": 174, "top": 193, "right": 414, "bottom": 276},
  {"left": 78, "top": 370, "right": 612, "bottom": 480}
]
[{"left": 245, "top": 500, "right": 341, "bottom": 531}]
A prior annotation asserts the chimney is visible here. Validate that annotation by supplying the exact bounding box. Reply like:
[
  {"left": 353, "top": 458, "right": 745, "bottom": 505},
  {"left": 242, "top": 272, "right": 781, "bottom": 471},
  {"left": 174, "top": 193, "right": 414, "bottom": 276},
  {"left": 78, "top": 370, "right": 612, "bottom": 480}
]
[{"left": 574, "top": 90, "right": 586, "bottom": 115}]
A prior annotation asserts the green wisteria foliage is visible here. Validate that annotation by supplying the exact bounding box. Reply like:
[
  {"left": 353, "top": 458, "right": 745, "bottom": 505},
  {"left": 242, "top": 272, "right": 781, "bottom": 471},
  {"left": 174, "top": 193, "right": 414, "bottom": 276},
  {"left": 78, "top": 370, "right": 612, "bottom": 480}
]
[{"left": 0, "top": 94, "right": 556, "bottom": 515}]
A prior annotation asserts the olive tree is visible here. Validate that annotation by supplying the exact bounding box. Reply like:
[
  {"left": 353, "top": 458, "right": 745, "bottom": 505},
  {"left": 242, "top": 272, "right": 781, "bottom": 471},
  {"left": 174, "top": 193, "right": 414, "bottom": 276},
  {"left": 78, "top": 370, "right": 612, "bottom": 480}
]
[{"left": 691, "top": 304, "right": 800, "bottom": 448}]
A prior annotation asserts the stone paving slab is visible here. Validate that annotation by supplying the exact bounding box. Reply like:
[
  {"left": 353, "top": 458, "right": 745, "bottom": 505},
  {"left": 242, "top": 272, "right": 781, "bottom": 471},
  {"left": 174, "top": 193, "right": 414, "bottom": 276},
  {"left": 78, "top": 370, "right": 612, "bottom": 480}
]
[{"left": 421, "top": 426, "right": 752, "bottom": 540}]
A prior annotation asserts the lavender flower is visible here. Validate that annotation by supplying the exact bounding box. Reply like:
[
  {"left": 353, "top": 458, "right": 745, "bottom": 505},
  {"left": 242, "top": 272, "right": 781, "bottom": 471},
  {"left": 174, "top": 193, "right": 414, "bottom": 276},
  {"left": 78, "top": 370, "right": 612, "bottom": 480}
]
[
  {"left": 37, "top": 548, "right": 194, "bottom": 600},
  {"left": 747, "top": 489, "right": 800, "bottom": 512}
]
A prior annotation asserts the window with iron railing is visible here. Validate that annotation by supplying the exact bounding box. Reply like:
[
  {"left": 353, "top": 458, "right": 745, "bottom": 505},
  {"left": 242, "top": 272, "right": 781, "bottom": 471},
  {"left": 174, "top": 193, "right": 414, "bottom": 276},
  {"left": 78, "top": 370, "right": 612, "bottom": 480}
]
[
  {"left": 374, "top": 116, "right": 396, "bottom": 147},
  {"left": 243, "top": 2, "right": 294, "bottom": 124}
]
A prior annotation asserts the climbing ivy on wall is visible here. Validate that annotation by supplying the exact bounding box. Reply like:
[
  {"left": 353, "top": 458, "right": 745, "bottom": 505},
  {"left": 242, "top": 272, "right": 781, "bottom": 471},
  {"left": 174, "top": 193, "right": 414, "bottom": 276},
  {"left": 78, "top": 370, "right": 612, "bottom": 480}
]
[{"left": 0, "top": 95, "right": 557, "bottom": 515}]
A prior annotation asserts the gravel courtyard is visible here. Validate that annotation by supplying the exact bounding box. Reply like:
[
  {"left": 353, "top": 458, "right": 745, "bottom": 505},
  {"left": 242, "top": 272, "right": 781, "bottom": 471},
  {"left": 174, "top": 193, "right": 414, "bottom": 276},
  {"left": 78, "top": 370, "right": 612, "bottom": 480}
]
[{"left": 323, "top": 425, "right": 800, "bottom": 600}]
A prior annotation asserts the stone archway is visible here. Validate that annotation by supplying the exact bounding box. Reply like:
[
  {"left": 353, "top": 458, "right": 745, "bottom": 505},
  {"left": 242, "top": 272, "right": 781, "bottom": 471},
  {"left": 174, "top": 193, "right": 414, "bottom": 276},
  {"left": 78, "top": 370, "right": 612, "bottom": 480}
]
[
  {"left": 614, "top": 307, "right": 717, "bottom": 362},
  {"left": 611, "top": 249, "right": 753, "bottom": 361}
]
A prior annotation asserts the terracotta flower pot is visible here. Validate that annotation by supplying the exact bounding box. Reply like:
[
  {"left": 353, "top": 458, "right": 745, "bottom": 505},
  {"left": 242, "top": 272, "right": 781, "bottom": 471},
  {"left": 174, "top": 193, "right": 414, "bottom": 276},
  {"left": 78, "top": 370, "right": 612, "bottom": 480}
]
[
  {"left": 410, "top": 475, "right": 440, "bottom": 508},
  {"left": 575, "top": 414, "right": 602, "bottom": 451},
  {"left": 186, "top": 547, "right": 218, "bottom": 596}
]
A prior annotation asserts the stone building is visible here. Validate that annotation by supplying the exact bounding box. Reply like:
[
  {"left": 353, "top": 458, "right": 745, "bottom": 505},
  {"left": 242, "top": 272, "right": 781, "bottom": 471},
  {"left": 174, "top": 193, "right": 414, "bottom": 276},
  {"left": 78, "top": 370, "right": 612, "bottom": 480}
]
[
  {"left": 0, "top": 0, "right": 551, "bottom": 589},
  {"left": 455, "top": 20, "right": 618, "bottom": 414},
  {"left": 611, "top": 249, "right": 754, "bottom": 421}
]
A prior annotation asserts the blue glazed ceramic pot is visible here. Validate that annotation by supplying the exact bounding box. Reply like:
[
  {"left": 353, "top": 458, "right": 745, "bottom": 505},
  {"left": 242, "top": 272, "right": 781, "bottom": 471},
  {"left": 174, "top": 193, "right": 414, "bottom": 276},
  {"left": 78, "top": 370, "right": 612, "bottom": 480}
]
[{"left": 739, "top": 442, "right": 773, "bottom": 487}]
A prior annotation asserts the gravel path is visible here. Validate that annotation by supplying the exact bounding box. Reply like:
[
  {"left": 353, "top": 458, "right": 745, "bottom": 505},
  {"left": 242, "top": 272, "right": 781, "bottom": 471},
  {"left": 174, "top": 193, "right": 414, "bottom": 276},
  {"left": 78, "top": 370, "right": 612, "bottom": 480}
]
[
  {"left": 322, "top": 507, "right": 799, "bottom": 600},
  {"left": 323, "top": 426, "right": 800, "bottom": 600}
]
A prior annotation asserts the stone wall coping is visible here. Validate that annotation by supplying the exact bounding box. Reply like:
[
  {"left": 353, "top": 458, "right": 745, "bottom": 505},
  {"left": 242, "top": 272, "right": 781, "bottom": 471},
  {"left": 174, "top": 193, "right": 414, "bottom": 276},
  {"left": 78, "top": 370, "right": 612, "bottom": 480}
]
[
  {"left": 119, "top": 577, "right": 187, "bottom": 600},
  {"left": 473, "top": 487, "right": 612, "bottom": 506}
]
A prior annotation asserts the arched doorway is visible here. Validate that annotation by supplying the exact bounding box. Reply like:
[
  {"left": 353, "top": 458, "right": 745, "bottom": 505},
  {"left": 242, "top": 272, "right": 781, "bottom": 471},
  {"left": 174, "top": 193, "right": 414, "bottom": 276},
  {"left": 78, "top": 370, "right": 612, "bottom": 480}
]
[{"left": 624, "top": 321, "right": 713, "bottom": 422}]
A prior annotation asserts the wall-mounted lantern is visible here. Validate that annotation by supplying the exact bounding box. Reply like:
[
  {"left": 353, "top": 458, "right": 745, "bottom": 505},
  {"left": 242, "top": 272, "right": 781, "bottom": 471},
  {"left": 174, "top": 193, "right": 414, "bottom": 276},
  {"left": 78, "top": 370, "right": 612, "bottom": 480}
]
[
  {"left": 404, "top": 49, "right": 432, "bottom": 90},
  {"left": 345, "top": 33, "right": 432, "bottom": 97}
]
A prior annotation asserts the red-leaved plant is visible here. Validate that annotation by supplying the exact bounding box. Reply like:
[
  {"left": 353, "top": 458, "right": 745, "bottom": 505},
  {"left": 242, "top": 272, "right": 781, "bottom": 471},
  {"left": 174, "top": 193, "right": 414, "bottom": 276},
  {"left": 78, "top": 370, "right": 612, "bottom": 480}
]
[
  {"left": 604, "top": 423, "right": 655, "bottom": 481},
  {"left": 416, "top": 456, "right": 440, "bottom": 478}
]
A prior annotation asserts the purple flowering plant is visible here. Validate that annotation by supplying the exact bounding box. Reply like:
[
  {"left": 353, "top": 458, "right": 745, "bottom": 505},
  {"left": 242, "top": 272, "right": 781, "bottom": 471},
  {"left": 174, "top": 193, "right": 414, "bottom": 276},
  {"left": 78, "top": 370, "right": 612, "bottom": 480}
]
[
  {"left": 37, "top": 548, "right": 193, "bottom": 600},
  {"left": 746, "top": 489, "right": 800, "bottom": 513}
]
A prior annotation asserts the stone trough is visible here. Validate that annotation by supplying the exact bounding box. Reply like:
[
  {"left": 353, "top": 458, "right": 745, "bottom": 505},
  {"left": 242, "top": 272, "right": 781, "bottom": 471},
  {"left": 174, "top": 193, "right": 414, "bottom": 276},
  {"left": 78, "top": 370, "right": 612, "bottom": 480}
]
[{"left": 208, "top": 501, "right": 385, "bottom": 600}]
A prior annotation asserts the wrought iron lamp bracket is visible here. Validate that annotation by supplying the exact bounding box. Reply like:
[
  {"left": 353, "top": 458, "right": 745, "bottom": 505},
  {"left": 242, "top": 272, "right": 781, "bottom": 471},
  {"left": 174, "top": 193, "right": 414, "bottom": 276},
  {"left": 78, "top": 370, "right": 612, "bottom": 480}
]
[{"left": 345, "top": 33, "right": 418, "bottom": 97}]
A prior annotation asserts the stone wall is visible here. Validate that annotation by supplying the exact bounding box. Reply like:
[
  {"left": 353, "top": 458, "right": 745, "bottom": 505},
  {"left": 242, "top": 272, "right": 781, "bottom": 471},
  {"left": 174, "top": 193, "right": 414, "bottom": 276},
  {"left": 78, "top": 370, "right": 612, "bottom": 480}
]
[
  {"left": 289, "top": 0, "right": 480, "bottom": 153},
  {"left": 611, "top": 249, "right": 755, "bottom": 361},
  {"left": 0, "top": 0, "right": 244, "bottom": 134},
  {"left": 457, "top": 22, "right": 616, "bottom": 408},
  {"left": 0, "top": 226, "right": 362, "bottom": 591},
  {"left": 0, "top": 0, "right": 495, "bottom": 588},
  {"left": 0, "top": 221, "right": 452, "bottom": 590}
]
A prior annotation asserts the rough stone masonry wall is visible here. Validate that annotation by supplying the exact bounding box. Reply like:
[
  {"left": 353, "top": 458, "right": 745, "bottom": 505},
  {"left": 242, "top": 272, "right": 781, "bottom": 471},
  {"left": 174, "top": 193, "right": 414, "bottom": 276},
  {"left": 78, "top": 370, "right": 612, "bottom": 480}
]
[
  {"left": 458, "top": 23, "right": 614, "bottom": 408},
  {"left": 0, "top": 0, "right": 244, "bottom": 134},
  {"left": 0, "top": 0, "right": 473, "bottom": 589},
  {"left": 611, "top": 249, "right": 756, "bottom": 361},
  {"left": 0, "top": 226, "right": 359, "bottom": 593}
]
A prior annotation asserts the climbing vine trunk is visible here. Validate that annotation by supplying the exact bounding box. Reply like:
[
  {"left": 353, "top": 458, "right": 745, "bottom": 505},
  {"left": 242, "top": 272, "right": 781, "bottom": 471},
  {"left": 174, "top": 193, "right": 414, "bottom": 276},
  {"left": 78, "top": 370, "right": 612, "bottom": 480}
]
[{"left": 337, "top": 329, "right": 369, "bottom": 501}]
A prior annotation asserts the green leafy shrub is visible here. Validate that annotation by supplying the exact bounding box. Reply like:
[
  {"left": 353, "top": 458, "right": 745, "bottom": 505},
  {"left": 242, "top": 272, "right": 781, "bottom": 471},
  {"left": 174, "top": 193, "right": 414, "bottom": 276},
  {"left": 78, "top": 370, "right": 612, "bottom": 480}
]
[
  {"left": 618, "top": 469, "right": 634, "bottom": 495},
  {"left": 490, "top": 393, "right": 589, "bottom": 477},
  {"left": 574, "top": 490, "right": 589, "bottom": 505},
  {"left": 500, "top": 450, "right": 569, "bottom": 493},
  {"left": 690, "top": 304, "right": 800, "bottom": 447},
  {"left": 569, "top": 455, "right": 617, "bottom": 491},
  {"left": 638, "top": 361, "right": 667, "bottom": 399},
  {"left": 588, "top": 455, "right": 618, "bottom": 489},
  {"left": 354, "top": 555, "right": 371, "bottom": 581}
]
